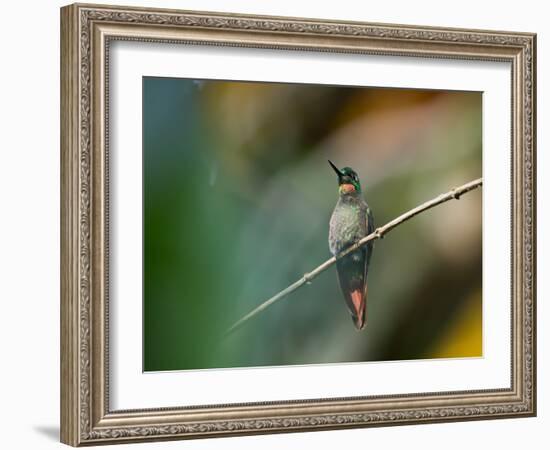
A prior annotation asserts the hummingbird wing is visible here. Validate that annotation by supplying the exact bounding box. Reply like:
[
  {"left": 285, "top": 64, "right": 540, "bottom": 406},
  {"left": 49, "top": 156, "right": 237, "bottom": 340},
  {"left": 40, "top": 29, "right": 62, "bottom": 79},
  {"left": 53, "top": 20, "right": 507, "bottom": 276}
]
[
  {"left": 336, "top": 247, "right": 367, "bottom": 330},
  {"left": 366, "top": 206, "right": 375, "bottom": 268}
]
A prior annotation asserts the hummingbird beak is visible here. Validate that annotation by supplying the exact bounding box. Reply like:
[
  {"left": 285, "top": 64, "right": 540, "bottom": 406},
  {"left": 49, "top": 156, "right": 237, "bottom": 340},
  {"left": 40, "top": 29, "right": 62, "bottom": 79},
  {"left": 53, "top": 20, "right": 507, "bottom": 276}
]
[{"left": 328, "top": 160, "right": 344, "bottom": 179}]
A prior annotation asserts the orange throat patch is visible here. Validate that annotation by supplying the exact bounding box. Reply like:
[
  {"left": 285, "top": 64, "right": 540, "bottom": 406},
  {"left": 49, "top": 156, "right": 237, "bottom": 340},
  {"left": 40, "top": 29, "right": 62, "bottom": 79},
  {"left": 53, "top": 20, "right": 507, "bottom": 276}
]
[{"left": 340, "top": 183, "right": 356, "bottom": 194}]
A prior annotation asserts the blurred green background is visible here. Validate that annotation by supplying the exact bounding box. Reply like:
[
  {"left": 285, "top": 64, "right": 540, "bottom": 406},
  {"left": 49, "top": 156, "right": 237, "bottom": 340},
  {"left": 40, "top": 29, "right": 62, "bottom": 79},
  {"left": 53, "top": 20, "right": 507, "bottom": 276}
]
[{"left": 143, "top": 77, "right": 482, "bottom": 372}]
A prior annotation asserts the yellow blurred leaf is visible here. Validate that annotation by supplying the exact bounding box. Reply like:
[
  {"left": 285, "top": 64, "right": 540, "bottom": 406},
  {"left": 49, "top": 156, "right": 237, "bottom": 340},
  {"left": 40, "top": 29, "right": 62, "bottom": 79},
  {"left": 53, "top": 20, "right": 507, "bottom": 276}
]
[{"left": 430, "top": 291, "right": 482, "bottom": 358}]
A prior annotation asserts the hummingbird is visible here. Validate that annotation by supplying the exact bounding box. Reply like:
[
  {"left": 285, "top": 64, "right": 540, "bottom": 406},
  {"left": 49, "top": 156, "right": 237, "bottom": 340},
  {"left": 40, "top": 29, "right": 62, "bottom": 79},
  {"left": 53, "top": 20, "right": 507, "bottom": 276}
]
[{"left": 328, "top": 160, "right": 374, "bottom": 330}]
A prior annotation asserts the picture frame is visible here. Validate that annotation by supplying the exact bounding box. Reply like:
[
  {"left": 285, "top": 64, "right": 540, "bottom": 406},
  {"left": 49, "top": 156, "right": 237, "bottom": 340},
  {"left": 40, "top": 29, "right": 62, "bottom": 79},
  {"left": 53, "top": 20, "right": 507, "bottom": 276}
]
[{"left": 60, "top": 2, "right": 536, "bottom": 446}]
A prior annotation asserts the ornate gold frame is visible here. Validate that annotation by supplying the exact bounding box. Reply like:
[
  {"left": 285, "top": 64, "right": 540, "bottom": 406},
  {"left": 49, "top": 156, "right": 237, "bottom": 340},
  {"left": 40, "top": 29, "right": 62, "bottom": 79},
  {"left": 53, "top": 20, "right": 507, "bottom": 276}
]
[{"left": 60, "top": 3, "right": 536, "bottom": 446}]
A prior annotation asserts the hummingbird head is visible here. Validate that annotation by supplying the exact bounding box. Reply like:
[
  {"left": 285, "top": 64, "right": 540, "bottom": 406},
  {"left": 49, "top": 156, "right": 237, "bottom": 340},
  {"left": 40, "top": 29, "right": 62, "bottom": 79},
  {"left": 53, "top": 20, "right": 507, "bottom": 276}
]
[{"left": 328, "top": 160, "right": 362, "bottom": 195}]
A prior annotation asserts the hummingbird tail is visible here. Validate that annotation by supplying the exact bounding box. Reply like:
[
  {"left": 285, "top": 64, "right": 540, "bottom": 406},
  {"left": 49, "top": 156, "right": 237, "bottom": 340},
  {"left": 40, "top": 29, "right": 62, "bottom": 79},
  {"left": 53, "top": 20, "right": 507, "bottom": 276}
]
[
  {"left": 350, "top": 285, "right": 367, "bottom": 330},
  {"left": 335, "top": 254, "right": 368, "bottom": 330}
]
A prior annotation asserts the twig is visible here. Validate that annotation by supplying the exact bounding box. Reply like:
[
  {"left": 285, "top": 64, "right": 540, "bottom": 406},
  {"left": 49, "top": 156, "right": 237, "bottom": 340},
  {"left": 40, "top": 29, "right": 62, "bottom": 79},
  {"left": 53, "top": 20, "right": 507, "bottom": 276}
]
[{"left": 225, "top": 177, "right": 482, "bottom": 336}]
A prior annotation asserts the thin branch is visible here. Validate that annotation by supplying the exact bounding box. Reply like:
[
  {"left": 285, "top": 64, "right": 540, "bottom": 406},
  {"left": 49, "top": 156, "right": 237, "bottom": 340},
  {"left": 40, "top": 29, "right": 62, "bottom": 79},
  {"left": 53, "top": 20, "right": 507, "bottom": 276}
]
[{"left": 225, "top": 177, "right": 483, "bottom": 336}]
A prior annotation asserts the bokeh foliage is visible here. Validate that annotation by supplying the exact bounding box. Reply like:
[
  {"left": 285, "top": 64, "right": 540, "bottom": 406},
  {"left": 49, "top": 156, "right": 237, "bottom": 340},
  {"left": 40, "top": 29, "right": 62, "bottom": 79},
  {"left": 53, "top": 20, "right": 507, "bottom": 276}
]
[{"left": 143, "top": 77, "right": 482, "bottom": 371}]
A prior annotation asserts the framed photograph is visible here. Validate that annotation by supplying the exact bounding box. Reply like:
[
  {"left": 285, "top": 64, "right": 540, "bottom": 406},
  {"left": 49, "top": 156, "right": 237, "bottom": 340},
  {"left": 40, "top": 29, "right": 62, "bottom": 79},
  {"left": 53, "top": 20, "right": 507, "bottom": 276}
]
[{"left": 60, "top": 3, "right": 536, "bottom": 446}]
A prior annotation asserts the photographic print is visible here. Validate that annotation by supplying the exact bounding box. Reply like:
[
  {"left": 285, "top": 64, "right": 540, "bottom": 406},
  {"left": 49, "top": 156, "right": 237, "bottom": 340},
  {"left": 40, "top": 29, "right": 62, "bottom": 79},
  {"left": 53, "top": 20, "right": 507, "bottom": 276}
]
[
  {"left": 61, "top": 4, "right": 535, "bottom": 445},
  {"left": 143, "top": 77, "right": 482, "bottom": 372}
]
